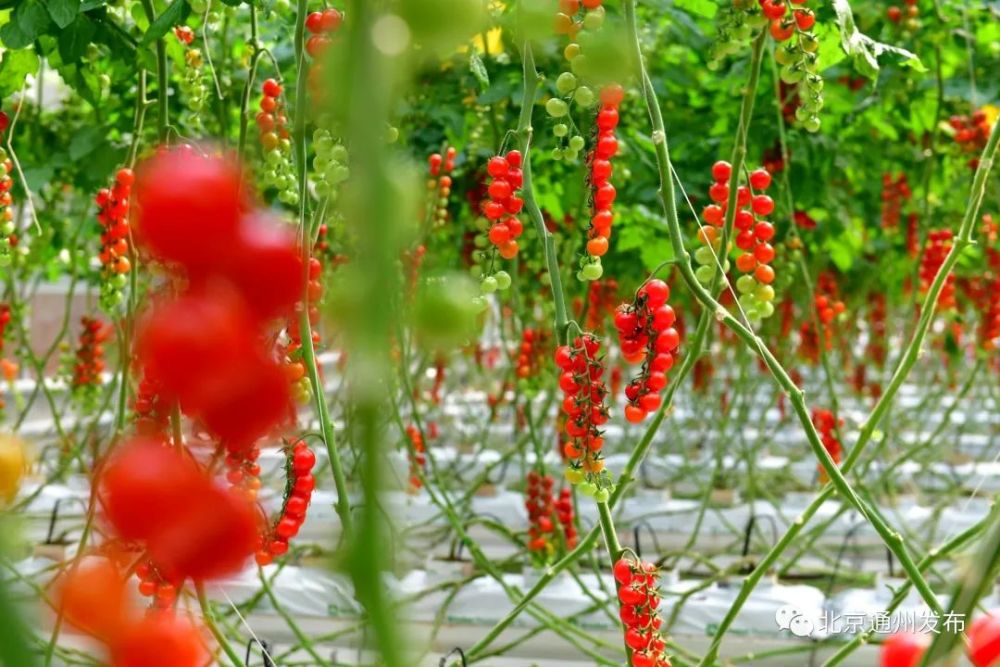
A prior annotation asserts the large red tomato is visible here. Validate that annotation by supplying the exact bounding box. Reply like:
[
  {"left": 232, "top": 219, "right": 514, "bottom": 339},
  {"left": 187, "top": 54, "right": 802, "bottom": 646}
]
[
  {"left": 218, "top": 214, "right": 303, "bottom": 322},
  {"left": 133, "top": 148, "right": 247, "bottom": 271},
  {"left": 195, "top": 352, "right": 292, "bottom": 450},
  {"left": 147, "top": 482, "right": 258, "bottom": 581},
  {"left": 135, "top": 288, "right": 259, "bottom": 409},
  {"left": 100, "top": 438, "right": 204, "bottom": 541},
  {"left": 109, "top": 615, "right": 206, "bottom": 667}
]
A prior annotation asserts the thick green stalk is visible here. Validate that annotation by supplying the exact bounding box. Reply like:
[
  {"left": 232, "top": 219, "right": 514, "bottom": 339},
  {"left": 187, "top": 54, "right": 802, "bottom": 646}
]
[
  {"left": 516, "top": 40, "right": 569, "bottom": 344},
  {"left": 139, "top": 0, "right": 168, "bottom": 142},
  {"left": 289, "top": 0, "right": 352, "bottom": 536}
]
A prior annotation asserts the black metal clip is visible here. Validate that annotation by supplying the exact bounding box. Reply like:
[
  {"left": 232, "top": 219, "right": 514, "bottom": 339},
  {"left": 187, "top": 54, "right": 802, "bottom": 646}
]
[
  {"left": 439, "top": 647, "right": 467, "bottom": 667},
  {"left": 245, "top": 638, "right": 275, "bottom": 667}
]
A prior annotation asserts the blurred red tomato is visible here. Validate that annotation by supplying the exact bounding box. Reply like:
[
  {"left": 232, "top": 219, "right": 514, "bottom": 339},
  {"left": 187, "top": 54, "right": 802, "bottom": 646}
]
[
  {"left": 216, "top": 214, "right": 303, "bottom": 322},
  {"left": 56, "top": 559, "right": 129, "bottom": 643},
  {"left": 881, "top": 632, "right": 929, "bottom": 667},
  {"left": 109, "top": 615, "right": 206, "bottom": 667},
  {"left": 970, "top": 614, "right": 1000, "bottom": 667},
  {"left": 195, "top": 352, "right": 292, "bottom": 450},
  {"left": 135, "top": 288, "right": 259, "bottom": 409},
  {"left": 134, "top": 148, "right": 247, "bottom": 271},
  {"left": 100, "top": 438, "right": 204, "bottom": 541},
  {"left": 147, "top": 482, "right": 258, "bottom": 581}
]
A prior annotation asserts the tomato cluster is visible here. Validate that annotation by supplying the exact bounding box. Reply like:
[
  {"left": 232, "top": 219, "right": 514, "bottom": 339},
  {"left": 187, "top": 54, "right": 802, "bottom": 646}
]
[
  {"left": 135, "top": 557, "right": 180, "bottom": 611},
  {"left": 555, "top": 486, "right": 577, "bottom": 548},
  {"left": 556, "top": 334, "right": 612, "bottom": 496},
  {"left": 0, "top": 150, "right": 14, "bottom": 267},
  {"left": 304, "top": 7, "right": 343, "bottom": 105},
  {"left": 282, "top": 255, "right": 324, "bottom": 405},
  {"left": 515, "top": 327, "right": 546, "bottom": 380},
  {"left": 866, "top": 293, "right": 888, "bottom": 368},
  {"left": 950, "top": 109, "right": 994, "bottom": 169},
  {"left": 814, "top": 271, "right": 846, "bottom": 351},
  {"left": 525, "top": 471, "right": 556, "bottom": 554},
  {"left": 811, "top": 408, "right": 842, "bottom": 483},
  {"left": 613, "top": 557, "right": 671, "bottom": 667},
  {"left": 174, "top": 26, "right": 206, "bottom": 116},
  {"left": 581, "top": 278, "right": 619, "bottom": 332},
  {"left": 580, "top": 85, "right": 623, "bottom": 281},
  {"left": 880, "top": 172, "right": 912, "bottom": 229},
  {"left": 483, "top": 150, "right": 525, "bottom": 261},
  {"left": 886, "top": 0, "right": 921, "bottom": 33},
  {"left": 69, "top": 316, "right": 109, "bottom": 412},
  {"left": 428, "top": 147, "right": 456, "bottom": 226},
  {"left": 304, "top": 7, "right": 343, "bottom": 57},
  {"left": 919, "top": 230, "right": 956, "bottom": 310},
  {"left": 94, "top": 168, "right": 133, "bottom": 310},
  {"left": 615, "top": 279, "right": 680, "bottom": 423},
  {"left": 132, "top": 373, "right": 169, "bottom": 438},
  {"left": 256, "top": 78, "right": 298, "bottom": 205},
  {"left": 254, "top": 439, "right": 317, "bottom": 566},
  {"left": 405, "top": 424, "right": 426, "bottom": 492},
  {"left": 548, "top": 0, "right": 607, "bottom": 159}
]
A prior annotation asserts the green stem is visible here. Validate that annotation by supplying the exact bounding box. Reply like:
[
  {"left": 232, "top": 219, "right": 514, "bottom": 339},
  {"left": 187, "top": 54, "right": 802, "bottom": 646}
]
[{"left": 139, "top": 0, "right": 169, "bottom": 142}]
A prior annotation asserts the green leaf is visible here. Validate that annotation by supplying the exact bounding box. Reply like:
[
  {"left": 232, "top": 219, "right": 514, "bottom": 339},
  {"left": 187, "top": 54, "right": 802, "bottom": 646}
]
[
  {"left": 0, "top": 0, "right": 52, "bottom": 48},
  {"left": 69, "top": 125, "right": 104, "bottom": 160},
  {"left": 832, "top": 0, "right": 925, "bottom": 79},
  {"left": 48, "top": 0, "right": 81, "bottom": 29},
  {"left": 0, "top": 49, "right": 40, "bottom": 98},
  {"left": 0, "top": 20, "right": 32, "bottom": 49},
  {"left": 672, "top": 0, "right": 717, "bottom": 19},
  {"left": 58, "top": 14, "right": 96, "bottom": 63},
  {"left": 140, "top": 0, "right": 189, "bottom": 46},
  {"left": 469, "top": 52, "right": 489, "bottom": 92}
]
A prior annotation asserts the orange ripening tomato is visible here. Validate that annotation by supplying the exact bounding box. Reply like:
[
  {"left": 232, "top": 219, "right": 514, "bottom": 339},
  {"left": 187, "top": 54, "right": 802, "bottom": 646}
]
[
  {"left": 56, "top": 559, "right": 129, "bottom": 644},
  {"left": 0, "top": 435, "right": 27, "bottom": 504}
]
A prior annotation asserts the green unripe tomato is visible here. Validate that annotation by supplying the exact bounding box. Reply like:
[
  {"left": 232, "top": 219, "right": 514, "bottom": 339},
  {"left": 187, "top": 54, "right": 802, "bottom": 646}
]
[
  {"left": 759, "top": 300, "right": 775, "bottom": 318},
  {"left": 781, "top": 65, "right": 806, "bottom": 84},
  {"left": 583, "top": 6, "right": 605, "bottom": 30},
  {"left": 563, "top": 149, "right": 579, "bottom": 161},
  {"left": 594, "top": 488, "right": 610, "bottom": 503},
  {"left": 694, "top": 246, "right": 715, "bottom": 265},
  {"left": 574, "top": 85, "right": 595, "bottom": 107},
  {"left": 546, "top": 98, "right": 569, "bottom": 118},
  {"left": 565, "top": 467, "right": 584, "bottom": 485},
  {"left": 494, "top": 270, "right": 512, "bottom": 290},
  {"left": 480, "top": 276, "right": 498, "bottom": 293},
  {"left": 556, "top": 71, "right": 577, "bottom": 95},
  {"left": 581, "top": 262, "right": 603, "bottom": 281},
  {"left": 578, "top": 482, "right": 597, "bottom": 497},
  {"left": 803, "top": 115, "right": 821, "bottom": 132},
  {"left": 736, "top": 275, "right": 757, "bottom": 294},
  {"left": 553, "top": 123, "right": 568, "bottom": 137},
  {"left": 568, "top": 135, "right": 585, "bottom": 151},
  {"left": 696, "top": 265, "right": 715, "bottom": 284},
  {"left": 331, "top": 145, "right": 349, "bottom": 162}
]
